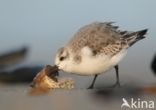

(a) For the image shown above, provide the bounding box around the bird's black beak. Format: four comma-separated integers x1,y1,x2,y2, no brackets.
54,65,59,71
53,65,59,76
46,65,59,77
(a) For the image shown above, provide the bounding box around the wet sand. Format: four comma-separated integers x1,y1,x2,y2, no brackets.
0,74,156,110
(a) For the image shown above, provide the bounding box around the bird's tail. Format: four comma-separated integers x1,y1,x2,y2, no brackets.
123,29,148,46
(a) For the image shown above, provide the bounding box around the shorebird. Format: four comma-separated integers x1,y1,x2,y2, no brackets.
0,47,28,69
54,22,147,89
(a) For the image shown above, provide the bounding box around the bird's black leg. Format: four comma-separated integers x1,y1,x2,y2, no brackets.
114,65,120,87
88,74,98,89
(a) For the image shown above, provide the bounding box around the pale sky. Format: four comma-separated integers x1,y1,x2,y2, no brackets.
0,0,155,66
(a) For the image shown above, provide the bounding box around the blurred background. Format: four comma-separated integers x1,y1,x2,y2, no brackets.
0,0,156,110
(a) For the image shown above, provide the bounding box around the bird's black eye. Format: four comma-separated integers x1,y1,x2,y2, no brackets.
60,57,65,61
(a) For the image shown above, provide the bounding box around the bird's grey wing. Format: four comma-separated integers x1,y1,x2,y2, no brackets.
67,22,126,56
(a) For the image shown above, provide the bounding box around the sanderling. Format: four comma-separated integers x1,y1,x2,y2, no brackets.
54,22,148,89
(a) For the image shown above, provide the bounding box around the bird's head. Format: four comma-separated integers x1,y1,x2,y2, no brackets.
55,47,71,72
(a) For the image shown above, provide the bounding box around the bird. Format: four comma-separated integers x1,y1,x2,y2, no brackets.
0,46,28,69
151,54,156,74
54,22,148,89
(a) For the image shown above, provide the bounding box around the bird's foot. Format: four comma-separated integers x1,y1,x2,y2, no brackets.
87,84,94,89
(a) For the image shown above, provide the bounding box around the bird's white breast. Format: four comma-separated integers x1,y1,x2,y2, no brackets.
67,47,127,75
